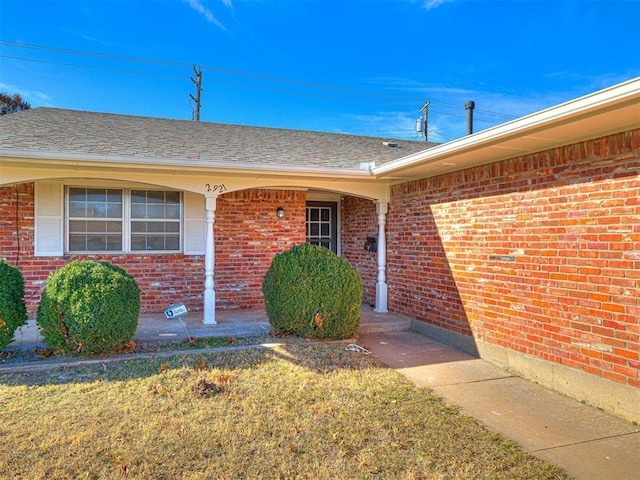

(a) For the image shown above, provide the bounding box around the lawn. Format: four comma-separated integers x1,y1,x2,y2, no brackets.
0,342,569,479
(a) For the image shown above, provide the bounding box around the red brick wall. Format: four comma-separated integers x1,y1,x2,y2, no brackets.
0,185,306,316
341,195,378,306
388,129,640,388
0,183,33,271
215,189,307,309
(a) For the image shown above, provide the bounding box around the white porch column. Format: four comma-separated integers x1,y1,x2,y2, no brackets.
203,196,217,324
374,201,389,313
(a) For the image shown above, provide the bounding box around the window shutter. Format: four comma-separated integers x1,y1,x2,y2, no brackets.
34,181,64,256
183,191,205,255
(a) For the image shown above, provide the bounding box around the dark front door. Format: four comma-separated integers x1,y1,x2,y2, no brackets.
306,201,337,253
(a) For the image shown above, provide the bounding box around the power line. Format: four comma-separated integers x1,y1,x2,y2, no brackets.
0,54,185,79
0,40,418,102
2,51,511,126
0,40,191,69
0,40,519,121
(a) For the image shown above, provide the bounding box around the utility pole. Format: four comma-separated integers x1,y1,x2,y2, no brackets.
190,66,203,121
420,100,430,142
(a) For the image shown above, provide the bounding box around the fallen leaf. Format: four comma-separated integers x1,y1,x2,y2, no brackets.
37,348,55,358
197,360,208,369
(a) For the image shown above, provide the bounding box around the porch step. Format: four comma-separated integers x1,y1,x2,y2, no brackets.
357,319,412,335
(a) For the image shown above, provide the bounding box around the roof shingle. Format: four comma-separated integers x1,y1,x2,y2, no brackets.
0,108,437,170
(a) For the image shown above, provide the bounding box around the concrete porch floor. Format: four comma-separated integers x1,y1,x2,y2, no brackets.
7,305,411,350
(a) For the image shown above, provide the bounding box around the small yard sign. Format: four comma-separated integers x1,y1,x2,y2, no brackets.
164,302,188,319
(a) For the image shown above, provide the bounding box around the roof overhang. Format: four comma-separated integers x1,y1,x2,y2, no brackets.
373,77,640,183
0,149,371,178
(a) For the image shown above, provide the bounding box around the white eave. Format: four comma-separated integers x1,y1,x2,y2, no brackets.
373,77,640,182
0,148,372,178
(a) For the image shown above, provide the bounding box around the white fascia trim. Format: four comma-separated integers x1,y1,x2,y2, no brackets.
0,148,373,178
372,77,640,175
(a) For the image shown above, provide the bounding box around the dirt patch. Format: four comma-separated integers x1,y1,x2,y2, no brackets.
191,378,221,398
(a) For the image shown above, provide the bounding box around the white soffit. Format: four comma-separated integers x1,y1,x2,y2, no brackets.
374,77,640,182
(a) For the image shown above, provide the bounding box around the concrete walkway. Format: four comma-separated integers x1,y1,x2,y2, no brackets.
4,307,639,480
357,329,640,480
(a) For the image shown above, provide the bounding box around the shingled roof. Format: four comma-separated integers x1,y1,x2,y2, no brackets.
0,108,437,170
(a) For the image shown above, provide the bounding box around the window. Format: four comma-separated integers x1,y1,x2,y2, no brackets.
130,190,181,251
66,187,182,253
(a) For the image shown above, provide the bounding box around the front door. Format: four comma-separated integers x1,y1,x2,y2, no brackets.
306,201,337,253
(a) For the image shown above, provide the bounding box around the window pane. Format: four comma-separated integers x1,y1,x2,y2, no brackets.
107,203,123,217
166,236,180,250
131,204,146,218
69,188,86,202
321,208,330,221
165,192,180,204
166,222,180,233
166,204,180,219
321,223,330,236
147,191,165,203
131,190,146,203
106,236,123,250
69,202,86,217
131,221,145,233
87,188,106,202
86,202,107,218
147,205,164,218
310,224,319,236
107,221,122,233
147,236,164,250
68,236,86,251
69,220,87,233
86,235,107,250
310,209,319,221
90,221,108,233
147,222,165,233
106,189,122,203
131,236,147,250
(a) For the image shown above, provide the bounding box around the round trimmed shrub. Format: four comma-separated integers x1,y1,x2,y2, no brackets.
0,259,27,349
37,260,140,355
262,243,363,339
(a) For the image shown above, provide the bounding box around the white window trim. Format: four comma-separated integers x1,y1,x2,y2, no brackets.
64,185,184,255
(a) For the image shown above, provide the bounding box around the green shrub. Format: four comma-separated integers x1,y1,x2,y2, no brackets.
0,259,28,348
262,244,363,339
37,260,140,355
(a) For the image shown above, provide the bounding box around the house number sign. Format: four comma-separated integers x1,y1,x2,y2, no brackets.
205,183,227,193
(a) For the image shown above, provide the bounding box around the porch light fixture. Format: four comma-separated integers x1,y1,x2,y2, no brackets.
276,206,285,218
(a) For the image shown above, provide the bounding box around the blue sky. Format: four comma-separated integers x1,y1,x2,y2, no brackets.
1,0,639,141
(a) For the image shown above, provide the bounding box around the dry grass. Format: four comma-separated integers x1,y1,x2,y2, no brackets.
0,343,569,479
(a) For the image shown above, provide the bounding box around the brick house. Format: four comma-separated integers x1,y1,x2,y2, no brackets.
1,78,639,419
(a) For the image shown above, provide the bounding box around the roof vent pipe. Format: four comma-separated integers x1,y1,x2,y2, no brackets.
465,100,475,135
